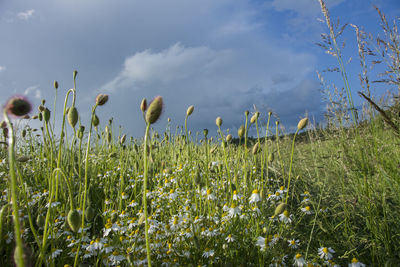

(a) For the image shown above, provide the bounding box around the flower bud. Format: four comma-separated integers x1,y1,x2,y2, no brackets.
226,134,232,142
238,125,245,138
203,129,208,138
216,117,222,127
43,108,51,123
95,94,109,106
250,113,259,124
140,98,147,112
145,96,163,124
73,70,78,80
92,114,99,127
67,209,81,232
54,80,58,89
186,105,194,116
252,142,260,155
67,106,78,128
274,202,287,216
120,134,127,145
297,117,308,130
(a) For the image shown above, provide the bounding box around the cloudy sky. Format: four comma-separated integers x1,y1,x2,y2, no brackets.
1,0,399,139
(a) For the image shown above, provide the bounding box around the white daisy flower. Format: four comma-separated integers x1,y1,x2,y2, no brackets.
349,257,366,267
278,210,292,224
288,239,300,249
228,203,240,217
293,253,306,267
249,189,261,204
318,246,335,260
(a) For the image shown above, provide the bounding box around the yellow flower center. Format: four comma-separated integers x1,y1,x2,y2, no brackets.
283,210,289,217
323,247,328,253
296,253,302,259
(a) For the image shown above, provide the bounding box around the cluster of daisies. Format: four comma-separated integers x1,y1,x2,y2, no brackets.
0,154,367,266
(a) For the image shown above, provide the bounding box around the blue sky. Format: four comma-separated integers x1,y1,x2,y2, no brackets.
1,0,399,138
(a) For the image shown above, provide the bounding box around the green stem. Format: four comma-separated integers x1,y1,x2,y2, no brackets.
285,129,299,204
143,123,152,267
3,110,25,267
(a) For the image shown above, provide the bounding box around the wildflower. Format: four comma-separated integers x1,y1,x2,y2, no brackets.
108,250,125,265
170,215,181,231
301,206,313,215
169,189,178,200
232,190,241,201
318,247,335,260
249,189,261,204
50,248,63,259
256,235,271,251
251,205,261,215
327,259,340,267
121,192,128,199
279,210,292,224
225,234,235,243
206,189,215,200
349,257,366,267
228,203,240,217
202,248,215,258
293,253,306,267
288,239,300,249
5,96,32,117
128,200,137,208
4,232,13,244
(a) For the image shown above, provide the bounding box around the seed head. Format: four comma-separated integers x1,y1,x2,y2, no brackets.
5,96,32,117
216,117,222,127
186,105,194,116
226,134,232,143
53,80,58,89
244,110,249,116
73,70,78,80
96,94,109,106
145,96,163,124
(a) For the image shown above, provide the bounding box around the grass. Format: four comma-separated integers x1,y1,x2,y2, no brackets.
1,1,400,266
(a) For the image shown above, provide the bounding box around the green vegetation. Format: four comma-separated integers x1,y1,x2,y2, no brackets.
0,2,399,266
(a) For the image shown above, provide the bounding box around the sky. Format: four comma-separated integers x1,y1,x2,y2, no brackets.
1,0,399,139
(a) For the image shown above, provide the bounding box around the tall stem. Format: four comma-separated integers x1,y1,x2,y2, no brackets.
143,123,152,267
3,111,25,267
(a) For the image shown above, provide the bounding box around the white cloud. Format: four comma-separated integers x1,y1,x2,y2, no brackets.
0,66,5,72
103,43,233,92
100,41,318,137
17,9,35,20
24,85,41,99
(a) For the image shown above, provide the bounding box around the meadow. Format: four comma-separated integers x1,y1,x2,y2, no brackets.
1,2,400,267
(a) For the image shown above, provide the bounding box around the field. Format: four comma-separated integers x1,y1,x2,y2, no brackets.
1,3,400,267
